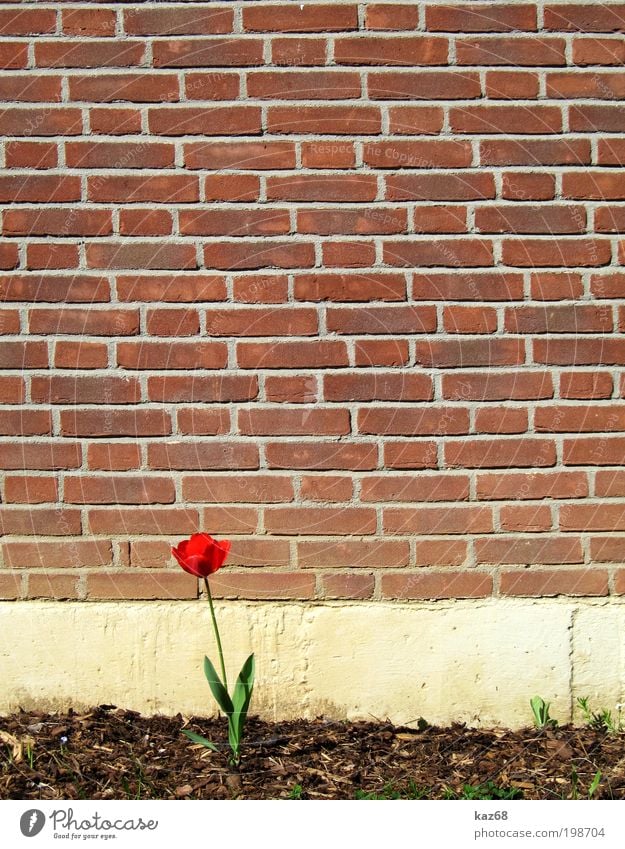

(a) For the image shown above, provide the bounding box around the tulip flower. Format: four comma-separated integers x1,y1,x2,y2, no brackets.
173,533,254,767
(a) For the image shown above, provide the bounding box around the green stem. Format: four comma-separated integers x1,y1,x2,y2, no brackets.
204,577,228,691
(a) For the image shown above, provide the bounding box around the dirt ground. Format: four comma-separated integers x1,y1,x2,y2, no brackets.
2,706,624,800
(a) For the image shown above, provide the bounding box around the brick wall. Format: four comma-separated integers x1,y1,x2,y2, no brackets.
1,1,624,604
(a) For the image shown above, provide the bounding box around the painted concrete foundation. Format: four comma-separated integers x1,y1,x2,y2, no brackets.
1,599,623,728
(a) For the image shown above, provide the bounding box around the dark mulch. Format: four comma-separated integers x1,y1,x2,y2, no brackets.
1,707,624,800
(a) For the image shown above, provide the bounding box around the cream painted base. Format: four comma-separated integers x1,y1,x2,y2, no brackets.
0,599,623,728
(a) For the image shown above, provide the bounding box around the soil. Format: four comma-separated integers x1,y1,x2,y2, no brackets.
2,706,624,800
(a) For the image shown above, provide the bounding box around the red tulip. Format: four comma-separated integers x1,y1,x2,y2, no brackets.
172,533,230,578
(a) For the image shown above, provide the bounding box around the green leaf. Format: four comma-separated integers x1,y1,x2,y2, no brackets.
204,655,234,716
232,653,255,743
182,730,218,751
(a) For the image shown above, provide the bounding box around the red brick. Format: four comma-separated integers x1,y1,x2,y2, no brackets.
248,70,360,99
146,308,199,337
266,375,318,404
180,208,290,237
384,238,494,268
502,238,610,268
87,443,142,472
117,274,225,303
298,539,409,568
445,438,557,468
412,271,523,301
0,441,81,470
500,504,553,532
0,507,81,536
0,174,80,203
267,173,377,203
531,272,583,300
335,36,448,65
361,474,469,502
0,107,82,137
301,142,356,169
364,139,472,168
564,172,625,200
234,275,288,303
561,372,613,399
300,475,353,501
502,172,555,200
443,305,498,334
0,377,24,404
476,471,588,501
596,470,625,497
387,172,495,201
324,372,432,402
443,372,553,401
119,208,173,237
0,409,51,436
266,442,377,471
243,4,357,31
534,338,625,366
501,569,607,597
271,37,328,66
202,506,259,535
0,42,27,69
563,437,625,466
358,407,469,436
547,71,625,99
4,207,112,237
0,8,57,35
182,474,293,504
117,341,227,370
148,375,256,404
85,572,197,600
295,272,406,302
451,105,563,133
66,141,175,169
36,41,145,68
427,4,536,31
204,241,314,271
477,536,583,565
29,307,139,336
61,409,171,438
153,38,264,68
476,205,586,235
485,71,540,99
0,341,48,369
65,476,176,505
354,339,410,367
177,408,230,436
208,571,315,600
323,240,376,267
505,305,612,334
475,407,529,434
591,273,625,299
237,340,348,369
593,538,625,563
321,573,375,600
383,441,438,469
185,141,295,170
267,106,381,135
88,242,197,271
2,540,111,569
415,338,525,368
124,5,233,35
537,406,625,433
573,37,625,65
388,106,444,134
414,205,468,234
381,572,492,599
5,141,58,169
560,503,625,531
480,138,590,166
368,71,480,100
90,107,142,135
27,574,80,600
0,244,18,270
265,506,376,535
570,105,625,132
544,4,625,32
415,539,468,566
31,375,140,405
26,242,78,271
0,310,19,334
184,72,240,100
366,4,420,29
204,174,260,202
62,7,116,36
327,304,436,334
239,408,349,437
4,475,58,504
88,175,199,204
457,36,566,66
0,74,62,102
384,505,492,534
148,442,259,471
